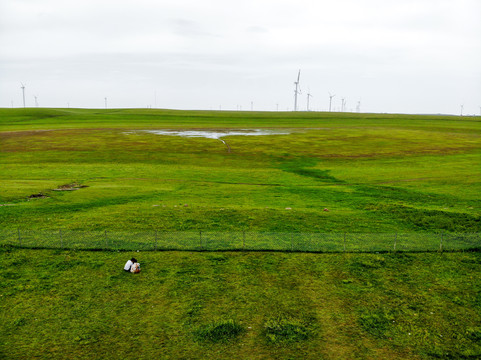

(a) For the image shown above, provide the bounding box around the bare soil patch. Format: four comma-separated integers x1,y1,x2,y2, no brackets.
28,193,48,199
26,183,88,201
52,183,89,191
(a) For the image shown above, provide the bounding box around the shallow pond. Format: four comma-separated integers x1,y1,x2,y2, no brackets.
134,129,291,139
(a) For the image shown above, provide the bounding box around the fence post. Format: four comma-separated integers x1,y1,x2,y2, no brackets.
60,229,63,249
242,230,245,251
199,231,203,250
18,228,21,247
440,232,443,252
343,233,346,252
394,233,397,252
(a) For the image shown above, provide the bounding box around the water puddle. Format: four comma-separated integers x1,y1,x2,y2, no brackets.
125,129,294,152
134,129,291,139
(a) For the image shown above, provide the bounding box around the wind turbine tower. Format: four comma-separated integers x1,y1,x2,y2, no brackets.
294,70,301,111
307,90,313,111
341,98,346,112
356,100,361,113
21,83,26,108
34,96,38,107
460,104,464,116
328,93,335,112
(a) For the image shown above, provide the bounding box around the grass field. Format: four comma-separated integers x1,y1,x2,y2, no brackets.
1,248,481,359
1,108,480,359
1,108,480,233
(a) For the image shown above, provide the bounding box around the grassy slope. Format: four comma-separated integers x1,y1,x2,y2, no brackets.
1,248,480,360
1,108,479,232
1,107,477,131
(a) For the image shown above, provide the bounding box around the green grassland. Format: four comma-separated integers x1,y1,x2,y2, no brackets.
1,248,481,359
0,108,480,233
1,109,481,359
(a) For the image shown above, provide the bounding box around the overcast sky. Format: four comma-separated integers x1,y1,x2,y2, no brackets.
1,0,480,114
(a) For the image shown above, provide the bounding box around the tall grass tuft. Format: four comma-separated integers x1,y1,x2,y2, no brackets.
194,319,245,343
263,316,310,344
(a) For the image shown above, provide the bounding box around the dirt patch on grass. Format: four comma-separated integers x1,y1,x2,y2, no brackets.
25,183,88,201
28,193,48,199
52,183,89,191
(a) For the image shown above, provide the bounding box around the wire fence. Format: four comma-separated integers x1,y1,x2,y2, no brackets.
1,230,480,253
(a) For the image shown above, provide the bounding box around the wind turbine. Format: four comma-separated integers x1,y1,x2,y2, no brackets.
341,98,346,112
294,70,301,111
460,104,464,116
307,90,313,111
328,92,335,112
20,83,26,108
356,100,361,113
34,95,38,107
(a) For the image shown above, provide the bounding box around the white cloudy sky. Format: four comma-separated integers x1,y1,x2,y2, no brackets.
1,0,480,114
